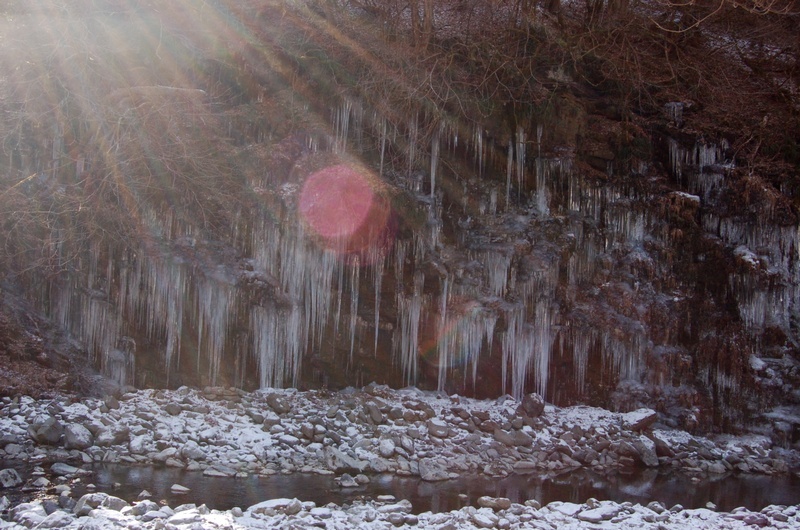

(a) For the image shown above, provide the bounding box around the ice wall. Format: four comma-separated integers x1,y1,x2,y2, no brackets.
29,96,800,414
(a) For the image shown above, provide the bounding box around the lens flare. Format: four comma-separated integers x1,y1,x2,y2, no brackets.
299,164,393,258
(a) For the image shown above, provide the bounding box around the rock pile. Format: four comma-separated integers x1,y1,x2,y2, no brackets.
1,491,798,529
0,386,796,482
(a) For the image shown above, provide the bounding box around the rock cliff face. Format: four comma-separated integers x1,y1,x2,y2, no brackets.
0,1,798,437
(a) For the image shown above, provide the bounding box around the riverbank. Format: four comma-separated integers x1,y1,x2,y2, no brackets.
1,386,799,528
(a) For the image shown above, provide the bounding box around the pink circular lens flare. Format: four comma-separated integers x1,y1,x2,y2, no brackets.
299,164,392,257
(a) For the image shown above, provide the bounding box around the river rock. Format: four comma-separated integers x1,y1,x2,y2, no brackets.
427,418,450,438
365,402,385,424
153,447,178,462
622,408,658,431
472,508,500,528
632,435,660,467
248,498,303,516
73,493,128,516
164,403,182,416
34,510,74,529
517,393,545,418
128,500,160,516
95,425,130,447
336,473,359,487
379,438,396,458
577,503,622,523
51,463,87,476
170,484,190,494
266,393,292,414
419,458,449,481
180,440,205,461
325,446,367,472
0,435,19,449
478,496,512,510
0,469,22,488
27,416,63,445
103,395,120,410
64,424,94,450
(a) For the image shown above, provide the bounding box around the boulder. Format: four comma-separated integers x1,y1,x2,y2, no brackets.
73,493,128,516
378,438,396,458
517,393,545,418
632,435,659,467
64,424,94,450
164,403,182,416
324,447,367,473
622,408,658,431
180,440,205,461
50,463,85,476
95,425,130,447
419,458,449,481
0,435,19,448
477,496,512,510
27,416,63,445
426,419,450,438
0,468,22,488
266,394,292,414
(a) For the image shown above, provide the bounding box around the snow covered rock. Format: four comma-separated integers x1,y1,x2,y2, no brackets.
50,463,86,476
426,418,450,438
472,508,500,528
0,468,22,488
170,483,190,494
248,497,303,516
478,496,512,510
94,424,130,446
577,503,622,523
419,458,450,481
73,492,128,516
378,438,396,457
622,408,658,431
266,393,292,414
64,423,94,450
180,439,206,460
325,446,367,472
27,416,63,445
517,393,545,418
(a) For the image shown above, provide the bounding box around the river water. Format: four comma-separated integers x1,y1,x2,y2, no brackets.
30,465,800,514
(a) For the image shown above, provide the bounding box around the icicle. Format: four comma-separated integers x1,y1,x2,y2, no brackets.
536,123,543,157
506,140,513,210
516,125,526,198
665,102,684,127
484,251,511,297
348,255,360,363
502,302,555,398
436,275,450,392
333,98,353,153
408,113,418,177
474,125,484,176
371,247,385,356
195,275,235,386
379,117,387,177
430,124,441,199
396,272,425,386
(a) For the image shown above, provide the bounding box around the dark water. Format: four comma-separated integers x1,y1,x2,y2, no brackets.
5,462,798,514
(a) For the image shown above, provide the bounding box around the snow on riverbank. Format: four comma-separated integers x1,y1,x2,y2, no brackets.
2,492,798,529
1,385,799,528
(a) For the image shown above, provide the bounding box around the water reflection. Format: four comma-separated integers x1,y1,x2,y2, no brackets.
78,465,800,514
